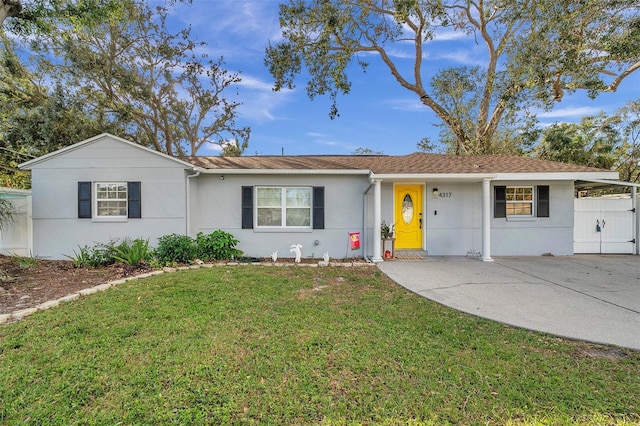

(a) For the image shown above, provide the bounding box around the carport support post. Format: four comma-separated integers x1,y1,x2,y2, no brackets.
634,186,639,255
372,179,383,262
481,178,493,261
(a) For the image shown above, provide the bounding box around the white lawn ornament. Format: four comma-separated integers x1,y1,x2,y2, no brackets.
271,251,278,262
318,251,330,267
290,244,302,263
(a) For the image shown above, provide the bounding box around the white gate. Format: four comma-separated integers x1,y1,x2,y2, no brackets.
0,190,33,257
574,197,635,254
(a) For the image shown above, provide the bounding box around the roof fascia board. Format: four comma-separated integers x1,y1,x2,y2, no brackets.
577,178,640,188
370,173,497,181
0,187,31,197
19,133,195,170
494,172,619,181
198,168,371,175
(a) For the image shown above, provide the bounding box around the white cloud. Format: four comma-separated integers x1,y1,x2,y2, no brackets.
234,73,295,122
431,28,469,42
537,106,602,119
431,49,486,66
384,98,427,112
237,75,275,92
169,1,280,60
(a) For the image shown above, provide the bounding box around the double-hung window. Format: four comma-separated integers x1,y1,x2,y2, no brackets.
95,182,128,218
78,181,141,220
256,186,312,228
506,186,533,216
494,185,549,218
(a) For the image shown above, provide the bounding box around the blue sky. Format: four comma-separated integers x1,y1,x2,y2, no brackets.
166,0,640,156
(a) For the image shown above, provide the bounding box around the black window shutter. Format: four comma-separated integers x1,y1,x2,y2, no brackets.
537,185,550,217
128,181,142,218
494,186,506,218
241,186,253,229
313,186,325,229
78,181,92,218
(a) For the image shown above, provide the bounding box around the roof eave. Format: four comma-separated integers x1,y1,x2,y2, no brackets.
370,173,498,181
198,168,371,175
494,171,619,181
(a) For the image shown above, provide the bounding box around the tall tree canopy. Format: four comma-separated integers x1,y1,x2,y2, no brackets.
535,115,619,170
535,100,640,186
21,0,249,157
265,0,640,154
615,100,640,184
2,1,249,185
1,0,120,33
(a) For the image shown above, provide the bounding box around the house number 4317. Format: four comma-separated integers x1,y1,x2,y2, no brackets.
438,192,452,198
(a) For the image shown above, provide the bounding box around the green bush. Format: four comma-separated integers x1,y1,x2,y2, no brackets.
110,238,152,266
66,231,242,268
65,242,116,268
155,234,196,265
195,230,242,261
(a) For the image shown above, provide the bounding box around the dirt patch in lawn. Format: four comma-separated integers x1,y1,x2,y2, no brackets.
0,255,149,315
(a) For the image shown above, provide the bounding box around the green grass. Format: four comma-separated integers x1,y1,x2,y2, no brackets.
1,266,639,425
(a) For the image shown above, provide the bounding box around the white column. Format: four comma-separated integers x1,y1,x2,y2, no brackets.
481,178,493,262
372,179,383,262
633,186,639,255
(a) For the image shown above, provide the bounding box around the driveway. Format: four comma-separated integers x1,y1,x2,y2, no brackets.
377,255,640,351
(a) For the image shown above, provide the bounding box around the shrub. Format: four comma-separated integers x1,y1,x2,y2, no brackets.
65,242,116,268
13,251,38,269
195,230,242,261
110,238,152,266
155,234,196,265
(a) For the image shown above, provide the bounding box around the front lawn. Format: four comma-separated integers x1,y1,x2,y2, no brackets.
1,266,638,424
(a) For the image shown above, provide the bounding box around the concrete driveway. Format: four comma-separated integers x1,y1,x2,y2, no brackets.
377,255,640,351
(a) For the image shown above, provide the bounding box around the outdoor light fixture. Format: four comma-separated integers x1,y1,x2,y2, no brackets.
220,175,225,180
433,188,439,198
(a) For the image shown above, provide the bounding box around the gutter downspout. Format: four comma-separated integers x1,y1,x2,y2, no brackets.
186,169,201,236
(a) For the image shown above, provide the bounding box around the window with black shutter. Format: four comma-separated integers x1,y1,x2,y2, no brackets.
128,182,142,218
313,186,325,229
537,185,549,217
494,186,506,218
78,181,142,219
78,182,92,218
241,186,253,229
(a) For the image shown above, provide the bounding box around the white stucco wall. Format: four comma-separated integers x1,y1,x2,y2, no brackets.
190,174,370,260
425,182,483,256
28,136,190,259
422,180,575,256
490,181,575,256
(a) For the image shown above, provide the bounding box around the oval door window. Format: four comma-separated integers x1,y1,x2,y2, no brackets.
402,194,414,224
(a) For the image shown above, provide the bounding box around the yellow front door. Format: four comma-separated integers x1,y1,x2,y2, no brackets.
394,185,423,249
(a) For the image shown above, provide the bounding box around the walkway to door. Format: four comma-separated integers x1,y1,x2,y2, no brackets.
377,255,640,351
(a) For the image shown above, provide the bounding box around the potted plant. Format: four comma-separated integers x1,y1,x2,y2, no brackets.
381,220,394,239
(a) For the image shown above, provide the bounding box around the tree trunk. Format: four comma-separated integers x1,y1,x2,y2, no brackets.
0,0,22,27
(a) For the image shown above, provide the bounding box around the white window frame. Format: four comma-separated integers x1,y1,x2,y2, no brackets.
506,186,534,217
255,186,312,229
94,182,128,221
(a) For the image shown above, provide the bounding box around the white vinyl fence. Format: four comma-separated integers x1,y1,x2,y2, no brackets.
0,188,32,257
574,196,636,254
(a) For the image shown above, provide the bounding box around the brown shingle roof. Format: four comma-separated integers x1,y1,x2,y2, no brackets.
182,153,609,174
